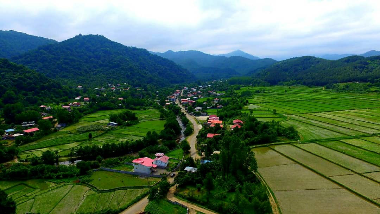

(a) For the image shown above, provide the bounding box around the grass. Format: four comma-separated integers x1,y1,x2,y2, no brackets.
145,199,187,214
166,149,184,159
50,185,89,214
89,171,159,189
30,185,72,214
340,139,380,154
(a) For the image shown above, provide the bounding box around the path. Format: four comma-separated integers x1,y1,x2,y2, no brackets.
119,196,148,214
253,171,280,214
176,99,202,159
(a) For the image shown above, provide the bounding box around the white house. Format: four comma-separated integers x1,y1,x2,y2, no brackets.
184,166,197,173
153,153,169,168
132,157,157,174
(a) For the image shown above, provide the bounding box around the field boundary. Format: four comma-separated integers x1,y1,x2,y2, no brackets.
253,171,281,214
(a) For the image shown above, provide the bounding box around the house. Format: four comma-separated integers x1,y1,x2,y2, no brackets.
194,107,202,112
23,128,39,133
233,119,244,125
84,97,90,102
22,121,35,127
42,116,53,120
132,157,157,174
184,167,197,173
5,129,15,133
77,85,83,89
181,99,189,104
62,105,71,111
75,96,82,100
209,115,218,119
207,133,221,138
72,102,81,107
153,153,169,168
108,122,118,127
210,124,223,128
231,124,241,130
201,160,212,164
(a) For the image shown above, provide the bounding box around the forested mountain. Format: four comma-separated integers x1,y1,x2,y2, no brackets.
218,49,259,60
317,50,380,60
0,59,73,107
256,56,380,85
0,30,57,59
12,35,195,87
154,50,276,80
361,50,380,57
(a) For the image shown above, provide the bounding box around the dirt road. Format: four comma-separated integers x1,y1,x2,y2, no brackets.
119,196,148,214
176,100,202,159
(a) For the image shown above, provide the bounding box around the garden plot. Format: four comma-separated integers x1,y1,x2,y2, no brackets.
364,172,380,182
108,190,129,210
94,192,115,211
319,141,380,167
364,136,380,145
253,147,294,168
271,144,351,177
16,199,34,214
274,188,380,214
76,190,98,213
332,110,380,124
295,143,380,174
281,119,346,141
50,185,89,214
89,171,159,189
340,139,380,154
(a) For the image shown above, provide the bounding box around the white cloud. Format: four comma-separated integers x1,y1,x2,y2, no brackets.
1,0,380,58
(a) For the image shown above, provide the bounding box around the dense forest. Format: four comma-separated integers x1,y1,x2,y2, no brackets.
0,59,73,108
154,50,276,80
0,30,56,59
255,55,380,86
12,34,195,87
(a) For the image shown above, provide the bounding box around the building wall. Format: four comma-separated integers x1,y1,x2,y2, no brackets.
133,163,151,174
153,160,168,168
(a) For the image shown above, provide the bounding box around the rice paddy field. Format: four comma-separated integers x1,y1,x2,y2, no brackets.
243,86,380,213
0,174,151,214
18,108,165,160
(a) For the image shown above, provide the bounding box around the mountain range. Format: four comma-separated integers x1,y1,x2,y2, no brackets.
218,50,260,60
316,50,380,60
154,50,276,80
12,34,195,87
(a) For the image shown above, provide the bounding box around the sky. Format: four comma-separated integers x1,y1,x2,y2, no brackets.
1,0,380,59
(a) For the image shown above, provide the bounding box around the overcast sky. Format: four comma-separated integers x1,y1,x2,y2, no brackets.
1,0,380,59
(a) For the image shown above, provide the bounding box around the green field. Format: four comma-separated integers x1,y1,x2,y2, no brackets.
245,86,380,213
145,199,187,214
18,108,165,160
89,171,159,189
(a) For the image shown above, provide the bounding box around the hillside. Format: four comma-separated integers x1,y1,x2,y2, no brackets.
256,56,380,85
154,50,276,80
12,35,195,87
0,58,73,107
218,49,259,60
0,30,57,59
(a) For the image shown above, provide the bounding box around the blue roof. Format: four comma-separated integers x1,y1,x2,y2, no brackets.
5,129,15,132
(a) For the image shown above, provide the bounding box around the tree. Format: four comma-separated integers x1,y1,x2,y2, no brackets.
203,173,214,193
88,133,93,140
41,150,57,165
180,140,191,154
38,119,52,133
0,189,16,214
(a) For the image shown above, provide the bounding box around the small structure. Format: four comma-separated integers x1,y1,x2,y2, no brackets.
153,153,169,168
231,124,241,130
233,119,244,125
132,157,157,174
194,107,202,112
75,96,82,100
23,128,39,133
184,167,197,173
42,116,53,120
5,129,15,133
207,133,221,138
200,160,212,164
72,102,81,107
62,105,71,111
118,98,124,100
22,121,35,127
84,97,90,102
108,122,118,127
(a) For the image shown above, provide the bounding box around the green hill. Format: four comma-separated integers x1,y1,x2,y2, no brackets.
0,58,73,107
12,34,195,87
256,56,380,85
0,30,57,59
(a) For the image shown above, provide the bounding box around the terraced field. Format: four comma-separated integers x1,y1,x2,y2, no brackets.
245,86,380,213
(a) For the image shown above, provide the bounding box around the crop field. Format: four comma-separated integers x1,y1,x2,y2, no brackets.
89,171,159,189
18,108,165,160
1,177,150,214
246,86,380,213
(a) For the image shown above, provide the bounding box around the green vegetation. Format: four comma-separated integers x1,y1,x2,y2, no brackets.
89,171,159,189
13,34,194,87
145,199,187,214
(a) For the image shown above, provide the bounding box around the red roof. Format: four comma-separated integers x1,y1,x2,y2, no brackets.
209,115,217,119
231,124,241,129
210,124,223,128
207,133,221,138
132,157,157,168
42,116,53,120
233,119,244,124
62,106,70,108
154,155,169,163
84,97,90,101
24,128,39,133
40,105,47,108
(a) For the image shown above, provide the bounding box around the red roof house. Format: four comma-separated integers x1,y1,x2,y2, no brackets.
24,128,39,133
132,157,157,174
153,153,170,168
233,119,244,124
207,133,221,138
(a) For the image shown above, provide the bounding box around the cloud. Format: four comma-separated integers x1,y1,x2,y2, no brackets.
1,0,380,58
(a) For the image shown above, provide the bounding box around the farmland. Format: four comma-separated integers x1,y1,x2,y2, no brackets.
0,174,151,214
242,86,380,213
18,108,165,160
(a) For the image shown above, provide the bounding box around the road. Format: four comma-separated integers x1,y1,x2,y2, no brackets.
176,99,202,159
119,196,148,214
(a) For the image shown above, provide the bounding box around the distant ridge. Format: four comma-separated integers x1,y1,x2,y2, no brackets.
317,50,380,60
0,30,57,59
218,50,260,60
154,50,276,80
12,34,195,87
